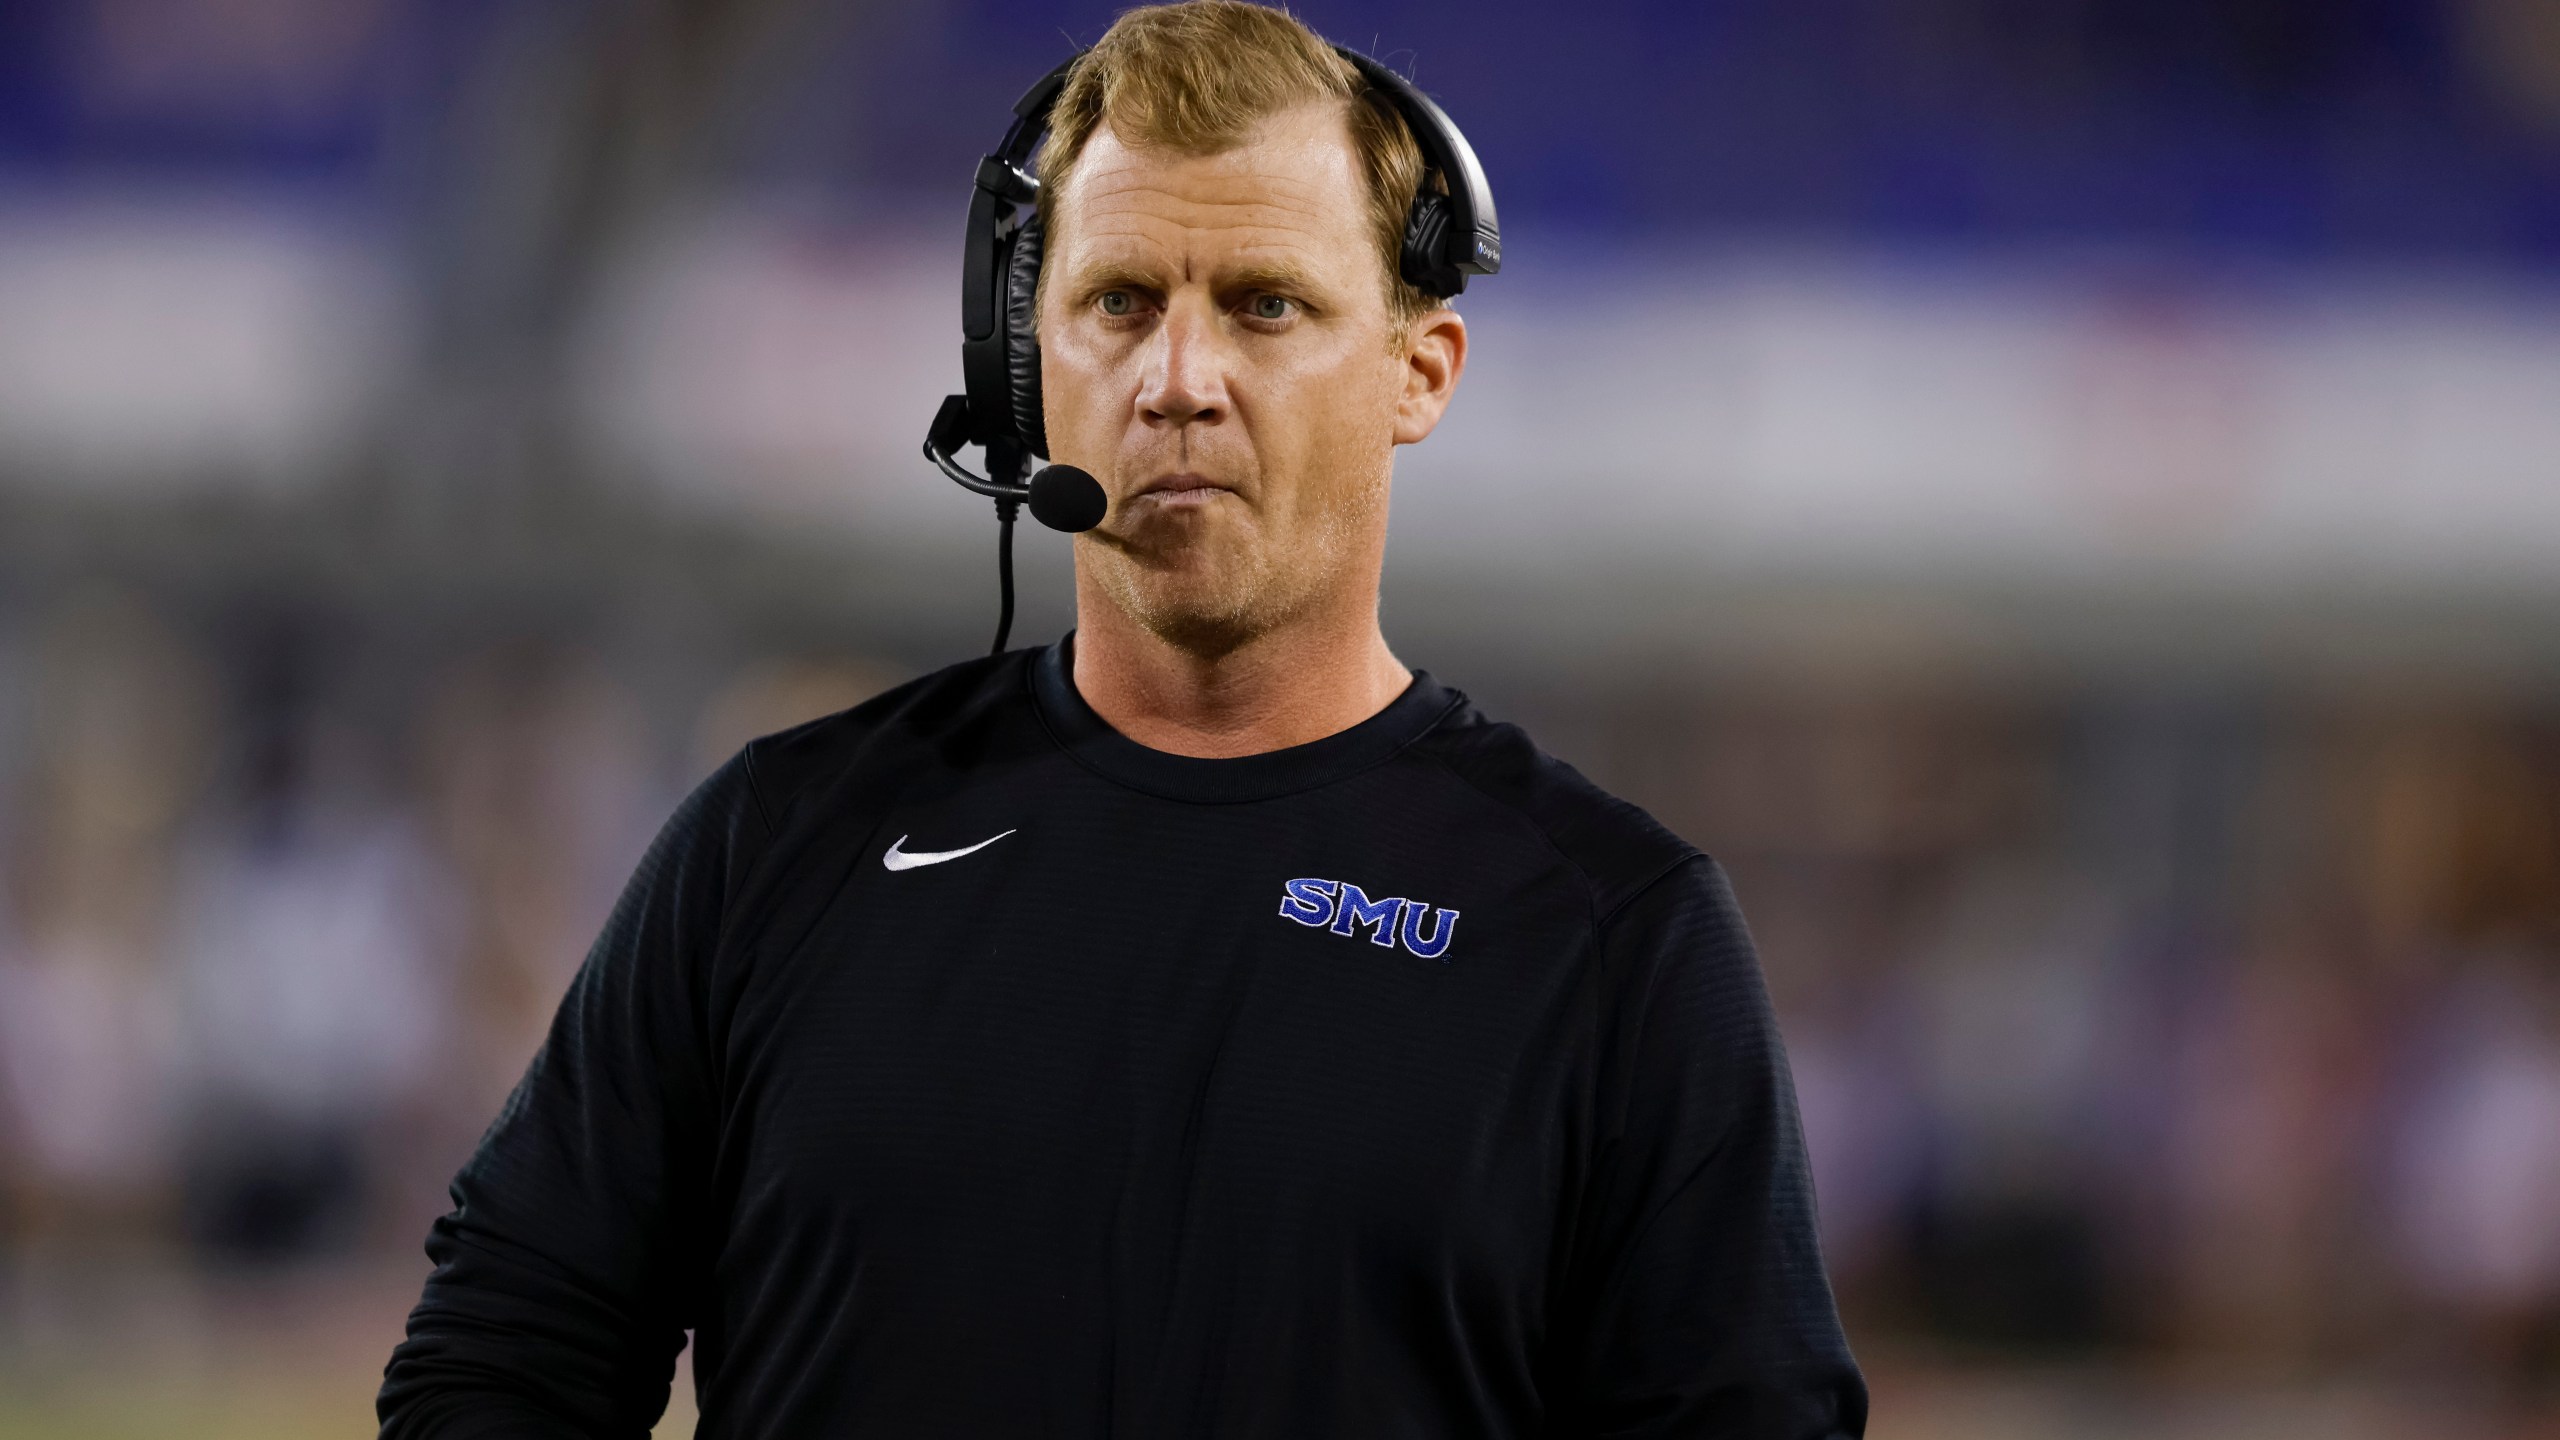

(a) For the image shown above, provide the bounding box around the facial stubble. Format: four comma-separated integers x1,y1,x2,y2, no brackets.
1079,456,1391,660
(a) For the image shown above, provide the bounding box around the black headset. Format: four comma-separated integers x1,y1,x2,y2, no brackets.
923,45,1501,653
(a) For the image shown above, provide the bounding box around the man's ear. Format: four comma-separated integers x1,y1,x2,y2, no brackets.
1392,307,1468,446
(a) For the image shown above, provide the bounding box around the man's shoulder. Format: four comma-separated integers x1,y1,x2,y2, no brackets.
1407,685,1703,926
735,648,1039,831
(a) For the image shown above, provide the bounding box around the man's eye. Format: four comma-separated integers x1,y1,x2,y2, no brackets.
1097,290,1134,317
1248,294,1292,321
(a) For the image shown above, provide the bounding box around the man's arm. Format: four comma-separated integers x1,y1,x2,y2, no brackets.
1550,856,1868,1439
378,753,767,1439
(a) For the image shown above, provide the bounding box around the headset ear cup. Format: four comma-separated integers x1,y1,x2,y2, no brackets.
1003,211,1048,458
1399,192,1463,298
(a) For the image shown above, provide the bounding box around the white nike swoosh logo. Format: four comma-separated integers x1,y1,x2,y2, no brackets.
881,830,1016,871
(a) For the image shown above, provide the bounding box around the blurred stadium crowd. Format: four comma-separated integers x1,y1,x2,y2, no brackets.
2,0,2559,1436
7,583,2560,1430
0,593,899,1263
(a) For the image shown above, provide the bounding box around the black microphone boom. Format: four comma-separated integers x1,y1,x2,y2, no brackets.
984,466,1101,657
924,400,1107,653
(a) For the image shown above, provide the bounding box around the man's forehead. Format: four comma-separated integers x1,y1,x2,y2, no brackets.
1051,107,1370,267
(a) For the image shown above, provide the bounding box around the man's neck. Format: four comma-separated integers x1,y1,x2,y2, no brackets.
1069,592,1412,759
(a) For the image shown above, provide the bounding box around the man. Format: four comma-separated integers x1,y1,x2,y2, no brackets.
379,4,1867,1437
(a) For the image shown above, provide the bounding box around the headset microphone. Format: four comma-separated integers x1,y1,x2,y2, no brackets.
924,46,1499,656
1028,464,1108,533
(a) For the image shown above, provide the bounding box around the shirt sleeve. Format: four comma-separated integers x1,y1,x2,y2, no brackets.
377,752,769,1440
1550,856,1868,1439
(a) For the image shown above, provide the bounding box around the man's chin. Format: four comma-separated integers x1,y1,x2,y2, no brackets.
1138,608,1266,657
1120,579,1260,651
1095,520,1249,590
1090,556,1276,658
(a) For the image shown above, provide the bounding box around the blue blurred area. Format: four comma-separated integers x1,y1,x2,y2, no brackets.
7,0,2559,267
0,0,418,185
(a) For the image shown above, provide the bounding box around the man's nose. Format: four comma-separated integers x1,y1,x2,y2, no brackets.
1135,295,1229,429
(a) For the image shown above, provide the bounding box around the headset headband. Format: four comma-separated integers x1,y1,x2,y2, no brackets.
1334,50,1502,281
958,58,1078,352
962,46,1496,349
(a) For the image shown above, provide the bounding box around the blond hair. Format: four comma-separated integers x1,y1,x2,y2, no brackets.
1034,1,1444,336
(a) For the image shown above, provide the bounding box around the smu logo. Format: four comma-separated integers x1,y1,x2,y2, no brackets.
1277,878,1461,961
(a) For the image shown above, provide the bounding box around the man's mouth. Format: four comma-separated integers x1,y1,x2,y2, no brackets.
1129,473,1232,508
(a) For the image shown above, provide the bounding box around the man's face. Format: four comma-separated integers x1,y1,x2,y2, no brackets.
1038,101,1463,655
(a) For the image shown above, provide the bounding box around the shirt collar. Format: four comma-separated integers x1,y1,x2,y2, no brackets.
1030,634,1461,804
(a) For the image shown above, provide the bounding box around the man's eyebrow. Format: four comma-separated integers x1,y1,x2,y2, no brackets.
1220,260,1323,296
1054,256,1328,299
1057,258,1168,295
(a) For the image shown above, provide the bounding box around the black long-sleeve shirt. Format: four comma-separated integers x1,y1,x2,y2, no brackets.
379,640,1866,1438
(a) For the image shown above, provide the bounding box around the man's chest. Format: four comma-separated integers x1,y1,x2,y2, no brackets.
713,786,1598,1291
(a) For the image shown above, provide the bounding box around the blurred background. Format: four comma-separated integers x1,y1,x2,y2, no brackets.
2,0,2558,1435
